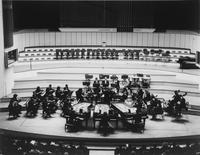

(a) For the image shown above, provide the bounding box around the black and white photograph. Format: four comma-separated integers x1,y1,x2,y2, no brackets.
0,0,200,155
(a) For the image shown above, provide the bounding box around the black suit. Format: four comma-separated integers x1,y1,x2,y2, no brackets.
102,80,109,87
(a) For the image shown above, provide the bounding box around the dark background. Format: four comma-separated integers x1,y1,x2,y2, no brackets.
12,1,200,32
3,0,200,48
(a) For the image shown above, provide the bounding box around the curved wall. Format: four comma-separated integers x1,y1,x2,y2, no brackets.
13,32,200,53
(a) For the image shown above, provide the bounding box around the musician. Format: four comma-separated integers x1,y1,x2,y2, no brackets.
173,90,187,103
111,77,120,93
47,93,58,114
76,88,84,102
102,88,111,105
102,77,109,88
143,89,151,103
34,86,44,101
61,98,72,117
133,109,145,133
115,77,120,93
137,86,144,99
55,86,63,101
44,84,55,97
122,87,128,101
93,77,100,88
42,96,51,118
98,112,114,136
8,94,22,118
63,84,72,99
26,92,39,117
121,78,129,88
149,96,163,120
67,110,82,132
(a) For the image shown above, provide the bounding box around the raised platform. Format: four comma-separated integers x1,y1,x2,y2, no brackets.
0,110,200,145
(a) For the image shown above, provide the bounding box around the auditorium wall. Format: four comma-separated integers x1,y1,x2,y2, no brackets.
13,31,200,53
0,0,14,98
0,0,5,98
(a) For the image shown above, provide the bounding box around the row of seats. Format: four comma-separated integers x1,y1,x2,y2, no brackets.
1,137,89,155
24,47,191,55
18,47,194,62
115,142,200,155
1,135,199,155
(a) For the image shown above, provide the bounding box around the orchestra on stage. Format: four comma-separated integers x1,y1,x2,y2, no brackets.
8,74,189,135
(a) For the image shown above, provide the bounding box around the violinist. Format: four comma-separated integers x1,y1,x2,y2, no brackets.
44,84,55,97
34,86,44,101
55,86,63,101
76,88,84,102
63,84,72,99
26,92,39,117
8,94,22,118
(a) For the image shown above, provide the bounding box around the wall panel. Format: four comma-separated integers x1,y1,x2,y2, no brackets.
34,33,38,47
29,33,35,47
49,32,55,46
13,32,200,52
169,33,176,48
175,33,181,48
91,33,97,45
116,33,122,46
65,32,72,45
127,33,132,46
80,32,86,45
111,33,117,46
39,33,45,46
180,34,186,48
164,33,170,48
142,33,148,47
71,32,77,45
158,33,165,47
76,32,82,45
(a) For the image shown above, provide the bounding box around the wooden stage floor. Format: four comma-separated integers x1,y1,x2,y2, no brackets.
0,110,200,140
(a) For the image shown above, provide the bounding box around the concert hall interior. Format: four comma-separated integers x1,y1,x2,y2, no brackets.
0,0,200,155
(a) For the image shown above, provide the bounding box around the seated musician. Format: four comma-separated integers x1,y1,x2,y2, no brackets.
67,110,82,132
101,77,109,88
133,109,144,132
61,98,72,117
131,77,140,88
55,86,63,101
47,93,58,114
44,84,55,97
93,77,100,88
149,97,163,120
93,86,101,103
42,96,51,118
26,92,39,117
121,78,129,88
102,88,112,105
137,86,144,100
98,112,114,136
34,86,44,100
115,77,120,93
122,87,128,101
63,84,72,99
8,94,22,118
76,88,84,102
111,77,120,93
84,86,94,102
143,89,151,103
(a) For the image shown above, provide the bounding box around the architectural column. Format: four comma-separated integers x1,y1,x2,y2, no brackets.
0,0,6,98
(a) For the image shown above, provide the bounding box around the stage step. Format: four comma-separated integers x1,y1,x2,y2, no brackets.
14,79,198,89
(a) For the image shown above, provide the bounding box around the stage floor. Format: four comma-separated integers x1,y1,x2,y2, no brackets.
0,110,200,140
